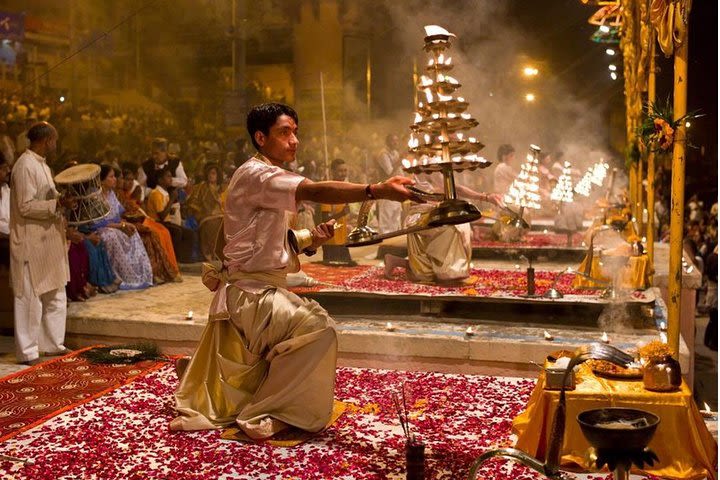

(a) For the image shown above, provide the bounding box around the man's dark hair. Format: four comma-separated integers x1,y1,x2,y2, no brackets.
330,158,345,171
204,162,221,181
159,166,174,180
246,103,298,151
121,161,138,175
151,137,168,151
99,163,114,181
497,144,515,162
27,121,55,144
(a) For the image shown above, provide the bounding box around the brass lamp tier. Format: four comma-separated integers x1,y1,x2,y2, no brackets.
409,140,485,157
418,80,462,95
403,158,490,175
424,63,453,74
422,34,454,52
411,117,478,133
418,99,469,114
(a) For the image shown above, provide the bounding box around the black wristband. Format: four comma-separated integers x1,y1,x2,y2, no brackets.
365,184,376,200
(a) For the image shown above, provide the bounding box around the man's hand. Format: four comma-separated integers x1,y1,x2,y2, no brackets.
67,228,84,244
309,219,336,251
481,193,506,208
373,176,424,203
58,195,78,210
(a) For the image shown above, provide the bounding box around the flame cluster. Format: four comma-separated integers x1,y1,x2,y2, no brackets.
550,161,574,203
574,160,609,197
504,147,542,210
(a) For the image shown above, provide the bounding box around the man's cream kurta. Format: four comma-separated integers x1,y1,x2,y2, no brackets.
9,149,69,297
171,155,338,440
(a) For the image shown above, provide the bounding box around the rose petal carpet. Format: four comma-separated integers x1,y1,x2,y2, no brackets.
293,264,601,299
0,362,646,479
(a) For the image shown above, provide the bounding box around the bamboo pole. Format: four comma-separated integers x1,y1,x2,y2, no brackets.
637,150,644,224
319,72,330,181
646,43,656,283
629,163,637,217
667,31,689,358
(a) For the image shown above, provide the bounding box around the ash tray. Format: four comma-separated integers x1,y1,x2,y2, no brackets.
544,356,576,391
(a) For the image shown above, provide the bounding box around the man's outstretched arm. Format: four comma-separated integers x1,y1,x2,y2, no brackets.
296,176,422,204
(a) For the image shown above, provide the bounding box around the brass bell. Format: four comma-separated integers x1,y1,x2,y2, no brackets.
288,228,313,254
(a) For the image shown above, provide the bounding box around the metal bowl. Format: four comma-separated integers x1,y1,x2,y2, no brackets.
577,408,659,451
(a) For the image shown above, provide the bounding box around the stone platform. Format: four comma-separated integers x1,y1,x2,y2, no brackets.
62,278,685,378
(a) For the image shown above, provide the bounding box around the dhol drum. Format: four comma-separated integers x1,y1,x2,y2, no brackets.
54,164,111,225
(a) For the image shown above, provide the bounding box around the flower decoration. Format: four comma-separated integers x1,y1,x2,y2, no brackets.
637,98,702,153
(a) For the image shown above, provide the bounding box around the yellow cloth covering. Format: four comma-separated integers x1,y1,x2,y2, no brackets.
319,203,349,246
513,364,717,479
572,254,649,290
170,277,338,440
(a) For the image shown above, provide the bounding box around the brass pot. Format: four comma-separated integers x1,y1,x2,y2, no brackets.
642,354,681,392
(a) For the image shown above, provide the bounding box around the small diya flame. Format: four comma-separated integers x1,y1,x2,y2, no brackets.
465,326,474,336
601,332,610,344
186,310,194,320
386,322,396,332
700,402,715,418
544,330,554,341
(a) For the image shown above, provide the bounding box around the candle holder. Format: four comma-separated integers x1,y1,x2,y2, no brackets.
347,25,489,248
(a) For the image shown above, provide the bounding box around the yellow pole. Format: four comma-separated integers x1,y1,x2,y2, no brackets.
637,149,644,221
629,161,637,216
366,44,372,119
646,43,656,283
668,31,689,358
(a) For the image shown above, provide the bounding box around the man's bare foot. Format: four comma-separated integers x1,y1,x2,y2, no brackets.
383,254,408,279
174,357,190,379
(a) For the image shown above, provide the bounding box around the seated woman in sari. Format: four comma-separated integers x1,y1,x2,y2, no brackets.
59,159,119,294
187,163,224,261
81,164,153,290
118,163,180,283
65,226,98,301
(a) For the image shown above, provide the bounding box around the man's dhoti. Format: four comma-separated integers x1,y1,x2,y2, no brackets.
406,204,472,283
171,281,337,439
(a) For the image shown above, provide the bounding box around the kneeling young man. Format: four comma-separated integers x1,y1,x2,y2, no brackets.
171,103,418,439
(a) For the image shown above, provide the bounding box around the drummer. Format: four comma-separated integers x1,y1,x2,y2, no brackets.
9,121,76,365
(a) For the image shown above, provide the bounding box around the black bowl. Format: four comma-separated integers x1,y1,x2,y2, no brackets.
577,408,659,451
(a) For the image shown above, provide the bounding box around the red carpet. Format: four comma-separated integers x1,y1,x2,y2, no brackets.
0,363,646,479
0,347,169,442
295,263,601,298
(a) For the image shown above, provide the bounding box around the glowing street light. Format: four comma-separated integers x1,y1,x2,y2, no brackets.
525,93,536,102
685,121,691,128
608,64,617,71
610,72,618,80
523,66,539,77
605,48,616,56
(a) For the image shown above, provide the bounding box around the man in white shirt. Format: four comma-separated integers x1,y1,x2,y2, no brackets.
374,134,403,234
492,144,516,196
0,151,10,268
137,137,188,195
171,103,418,439
10,122,76,365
